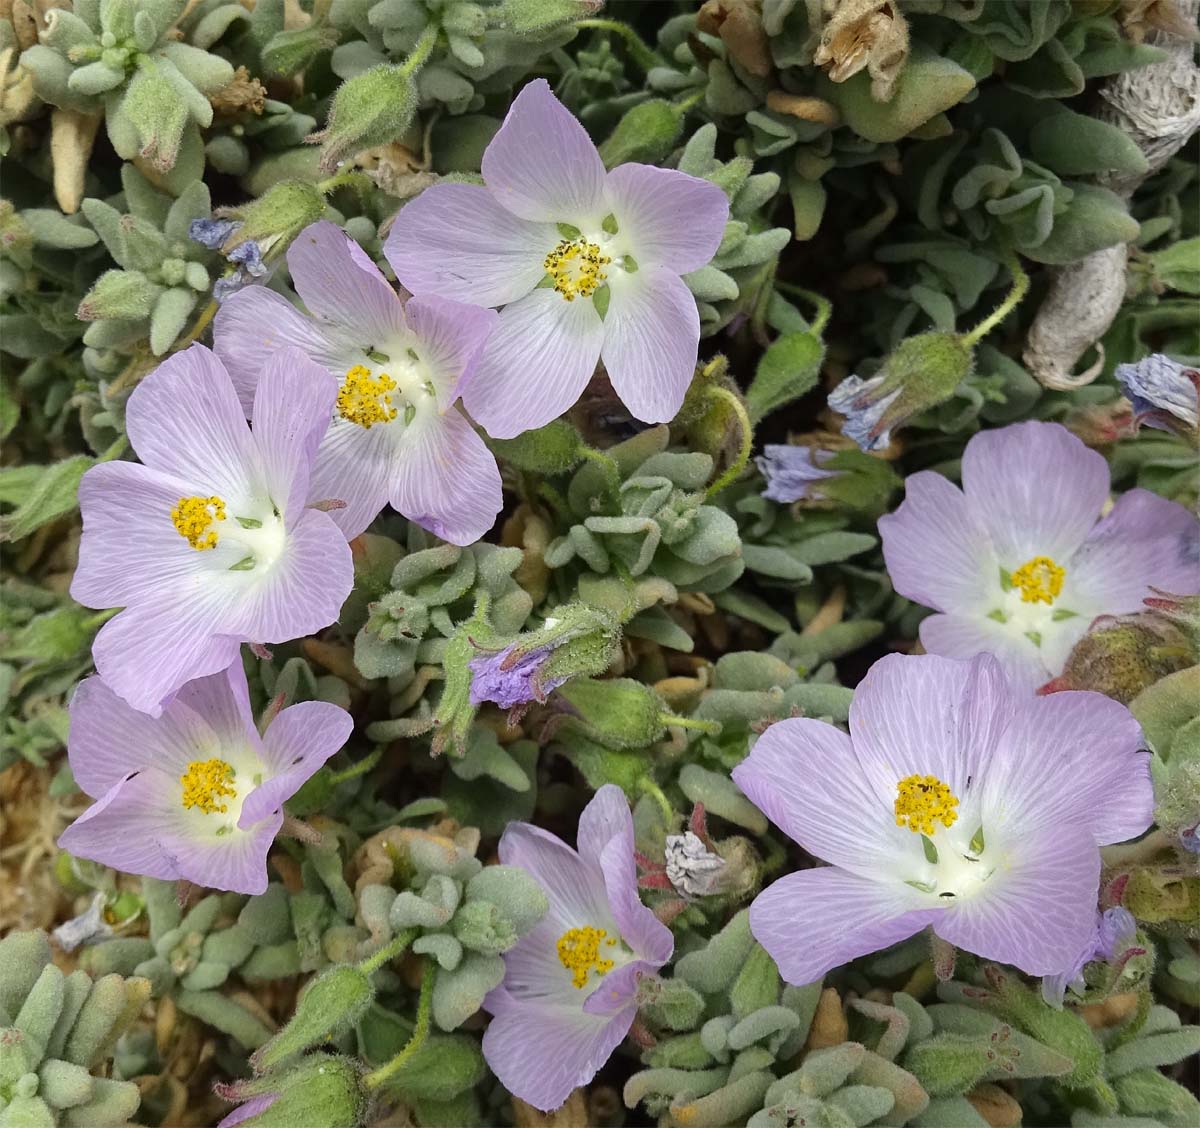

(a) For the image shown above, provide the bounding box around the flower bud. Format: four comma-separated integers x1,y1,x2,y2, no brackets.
309,65,418,173
250,966,374,1073
216,1055,367,1128
217,180,325,260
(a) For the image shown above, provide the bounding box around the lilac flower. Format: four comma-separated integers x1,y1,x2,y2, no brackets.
879,421,1199,694
482,784,673,1112
58,661,352,895
757,444,841,503
71,344,353,716
1041,907,1139,1008
469,643,567,709
214,220,502,544
1114,353,1200,437
731,652,1154,984
385,79,730,438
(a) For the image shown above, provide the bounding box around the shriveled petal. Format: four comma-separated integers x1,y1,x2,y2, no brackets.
603,164,728,273
463,290,603,439
125,345,261,502
600,266,698,425
287,219,405,342
481,79,606,224
749,868,933,986
733,718,901,876
251,347,339,517
935,821,1100,976
91,600,243,718
482,1002,631,1113
849,652,1015,804
389,407,503,546
385,182,553,307
961,422,1109,564
879,471,996,614
981,691,1153,845
306,417,394,539
405,294,499,409
1068,489,1200,613
213,287,349,413
918,613,1049,695
240,701,352,826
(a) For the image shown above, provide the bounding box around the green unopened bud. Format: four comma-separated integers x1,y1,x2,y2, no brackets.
218,1054,367,1128
309,65,417,173
500,0,600,35
599,99,686,169
251,966,374,1073
219,180,325,260
76,269,159,320
261,25,339,78
119,63,188,170
557,677,665,750
904,1033,995,1096
636,974,706,1031
489,420,585,474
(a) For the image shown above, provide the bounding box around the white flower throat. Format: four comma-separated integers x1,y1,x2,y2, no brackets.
170,495,286,573
336,345,436,431
893,773,995,902
988,553,1078,648
543,216,634,304
179,750,261,838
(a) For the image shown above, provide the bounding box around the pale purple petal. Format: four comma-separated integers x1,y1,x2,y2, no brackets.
600,266,698,425
960,422,1109,564
287,219,405,341
581,960,654,1017
306,419,394,539
239,700,352,826
757,446,839,504
981,691,1153,846
404,294,499,410
469,645,564,708
385,182,554,307
463,290,604,439
935,821,1100,976
481,79,606,224
214,286,349,415
918,613,1049,695
749,868,933,986
389,407,503,545
168,661,259,752
879,471,997,614
1068,488,1200,613
603,164,728,273
217,1094,279,1128
124,345,262,501
482,1001,631,1113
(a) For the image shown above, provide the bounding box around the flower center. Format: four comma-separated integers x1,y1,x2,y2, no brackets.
1011,555,1065,605
556,925,617,988
338,365,399,429
544,239,610,302
172,496,226,550
180,758,237,815
894,774,959,835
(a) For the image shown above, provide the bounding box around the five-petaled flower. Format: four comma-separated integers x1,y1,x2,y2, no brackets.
386,79,730,438
58,661,352,894
71,344,353,716
214,220,502,545
732,652,1154,984
481,784,673,1112
878,421,1199,693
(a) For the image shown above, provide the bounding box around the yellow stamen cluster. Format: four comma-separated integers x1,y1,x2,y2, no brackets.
338,365,398,429
556,925,616,988
544,239,610,302
1011,555,1066,604
180,758,237,815
894,774,960,835
171,495,226,550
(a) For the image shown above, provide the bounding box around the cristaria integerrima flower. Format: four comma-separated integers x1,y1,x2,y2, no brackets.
878,420,1199,693
214,219,502,544
70,343,352,716
732,653,1154,985
385,79,730,438
59,661,352,894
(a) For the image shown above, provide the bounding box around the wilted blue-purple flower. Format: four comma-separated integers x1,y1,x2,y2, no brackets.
190,219,269,301
1115,353,1199,438
469,643,567,709
732,653,1154,985
827,375,901,452
757,444,840,503
386,79,729,438
482,785,673,1111
1042,907,1140,1007
215,220,502,545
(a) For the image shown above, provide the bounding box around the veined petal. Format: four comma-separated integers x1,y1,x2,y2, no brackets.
306,417,395,539
935,820,1100,976
169,660,260,755
918,613,1050,695
404,295,499,409
600,265,698,425
287,219,405,342
749,868,933,986
385,182,554,308
879,470,997,614
961,421,1109,565
124,344,262,503
463,290,603,439
603,164,728,273
481,79,606,224
389,407,503,546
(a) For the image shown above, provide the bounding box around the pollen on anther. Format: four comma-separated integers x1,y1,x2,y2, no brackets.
544,238,611,302
338,365,398,429
1011,555,1066,605
172,496,226,550
556,925,616,988
180,758,237,815
894,774,960,836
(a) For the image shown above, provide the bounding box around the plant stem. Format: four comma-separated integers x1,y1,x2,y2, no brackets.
364,959,436,1090
704,386,754,499
358,927,418,976
675,89,705,112
174,297,218,350
960,250,1029,348
327,746,383,785
576,18,664,72
1107,984,1153,1051
400,23,439,78
639,778,674,825
776,283,832,336
659,713,722,736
